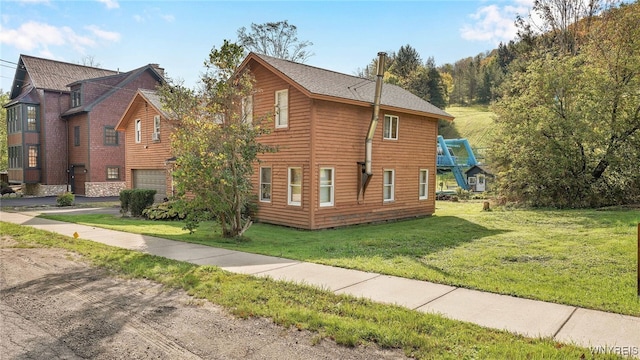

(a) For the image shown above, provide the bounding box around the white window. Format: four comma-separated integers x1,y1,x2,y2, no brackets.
419,169,429,200
135,119,141,143
383,115,398,140
260,167,271,202
242,95,253,125
383,169,394,202
319,168,334,207
288,167,302,206
153,115,161,140
213,113,225,124
275,89,288,128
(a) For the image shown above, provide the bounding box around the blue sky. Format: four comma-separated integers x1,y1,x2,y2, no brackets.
0,0,534,92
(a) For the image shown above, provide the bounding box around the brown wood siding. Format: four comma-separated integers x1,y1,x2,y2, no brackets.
245,61,439,229
251,63,313,229
120,96,173,197
8,169,23,183
306,100,437,229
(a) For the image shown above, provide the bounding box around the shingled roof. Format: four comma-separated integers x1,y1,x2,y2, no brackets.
247,53,453,120
61,64,164,117
10,55,118,98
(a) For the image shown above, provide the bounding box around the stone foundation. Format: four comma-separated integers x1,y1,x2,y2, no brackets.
85,182,126,197
23,184,69,197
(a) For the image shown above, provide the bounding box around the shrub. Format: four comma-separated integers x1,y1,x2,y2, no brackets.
56,192,75,207
143,200,187,220
119,189,133,215
119,189,156,217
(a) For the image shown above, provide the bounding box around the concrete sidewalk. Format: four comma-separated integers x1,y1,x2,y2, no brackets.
2,209,639,358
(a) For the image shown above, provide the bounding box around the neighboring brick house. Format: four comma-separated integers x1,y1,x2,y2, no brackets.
3,54,164,196
241,53,453,229
115,89,173,202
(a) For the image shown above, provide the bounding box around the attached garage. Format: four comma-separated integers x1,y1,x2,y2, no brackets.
132,169,166,202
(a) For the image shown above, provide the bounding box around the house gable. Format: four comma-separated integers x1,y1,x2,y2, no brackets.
240,53,453,121
242,53,445,229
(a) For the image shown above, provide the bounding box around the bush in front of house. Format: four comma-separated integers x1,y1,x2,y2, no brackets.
119,189,156,217
56,192,75,207
142,200,187,220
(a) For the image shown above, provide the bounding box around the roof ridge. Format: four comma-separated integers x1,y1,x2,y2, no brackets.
253,52,373,83
20,53,118,73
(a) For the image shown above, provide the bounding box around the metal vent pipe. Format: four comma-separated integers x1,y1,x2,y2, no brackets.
365,52,386,176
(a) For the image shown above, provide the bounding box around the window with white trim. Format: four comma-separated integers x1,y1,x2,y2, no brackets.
383,169,394,202
71,88,81,108
153,115,161,140
383,115,398,140
419,169,429,200
135,119,141,143
319,168,334,207
260,167,271,202
288,167,302,206
242,95,253,125
275,89,288,128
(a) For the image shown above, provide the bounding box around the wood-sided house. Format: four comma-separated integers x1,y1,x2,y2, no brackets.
242,53,453,229
3,54,163,196
115,89,173,202
115,52,453,229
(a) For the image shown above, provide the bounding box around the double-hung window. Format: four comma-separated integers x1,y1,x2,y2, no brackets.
135,119,141,143
104,126,118,145
107,166,120,180
383,169,395,202
383,115,398,140
275,89,288,128
26,105,38,131
319,168,334,207
242,95,253,125
28,145,39,168
71,88,81,107
419,169,429,200
153,115,161,141
260,167,272,202
288,167,302,206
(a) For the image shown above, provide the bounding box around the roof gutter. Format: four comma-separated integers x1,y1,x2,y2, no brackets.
360,52,386,199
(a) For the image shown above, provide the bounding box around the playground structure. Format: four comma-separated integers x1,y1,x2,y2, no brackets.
436,135,478,190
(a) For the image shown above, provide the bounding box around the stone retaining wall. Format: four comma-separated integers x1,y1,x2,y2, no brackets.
23,184,69,197
85,182,126,197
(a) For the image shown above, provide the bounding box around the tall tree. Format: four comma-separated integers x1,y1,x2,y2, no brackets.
160,40,276,237
237,20,313,63
391,44,421,79
491,1,640,207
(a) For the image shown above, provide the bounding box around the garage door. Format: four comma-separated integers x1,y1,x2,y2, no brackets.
132,169,166,202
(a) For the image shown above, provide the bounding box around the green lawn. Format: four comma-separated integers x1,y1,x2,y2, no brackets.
0,222,624,359
39,201,640,316
445,105,495,151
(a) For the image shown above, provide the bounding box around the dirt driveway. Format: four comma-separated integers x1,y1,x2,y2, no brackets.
0,237,407,359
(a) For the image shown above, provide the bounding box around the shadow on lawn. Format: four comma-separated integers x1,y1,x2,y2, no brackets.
251,215,510,262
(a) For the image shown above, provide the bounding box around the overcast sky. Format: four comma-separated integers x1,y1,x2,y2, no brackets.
0,0,534,92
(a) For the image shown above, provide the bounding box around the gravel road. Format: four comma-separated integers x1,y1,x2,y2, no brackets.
0,237,408,360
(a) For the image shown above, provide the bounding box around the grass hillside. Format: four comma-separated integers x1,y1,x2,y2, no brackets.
445,105,495,158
